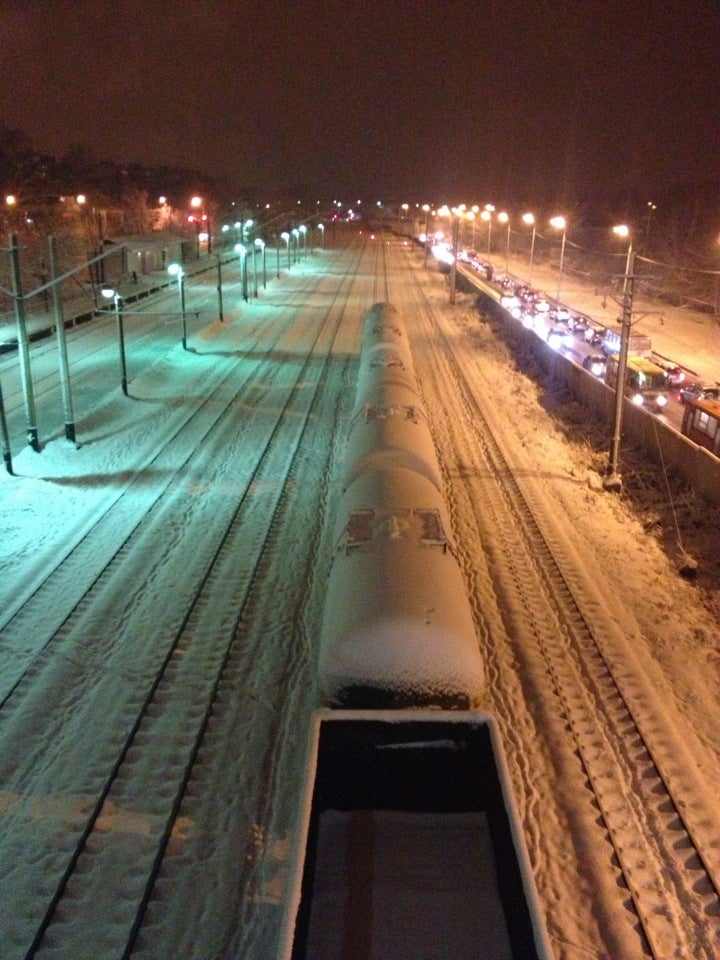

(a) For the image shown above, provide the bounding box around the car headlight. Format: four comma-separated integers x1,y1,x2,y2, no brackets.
631,393,645,405
656,394,668,407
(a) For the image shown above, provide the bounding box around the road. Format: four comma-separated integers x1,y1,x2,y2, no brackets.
1,229,719,959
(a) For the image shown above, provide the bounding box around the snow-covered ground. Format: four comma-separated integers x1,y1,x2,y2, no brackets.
1,230,719,959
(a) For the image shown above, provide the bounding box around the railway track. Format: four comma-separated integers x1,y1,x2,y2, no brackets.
399,247,720,959
0,247,367,959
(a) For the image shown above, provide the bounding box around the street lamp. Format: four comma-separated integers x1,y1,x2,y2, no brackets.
605,224,635,491
167,263,188,349
281,231,291,269
234,244,248,301
549,216,567,302
449,208,461,305
101,285,128,394
190,195,213,253
497,211,510,273
216,253,224,322
318,223,325,248
255,238,266,291
292,228,300,263
482,204,495,254
522,213,536,283
422,204,431,268
299,224,307,258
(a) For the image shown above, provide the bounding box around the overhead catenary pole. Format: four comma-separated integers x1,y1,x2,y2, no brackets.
48,234,77,443
605,241,636,490
9,232,40,451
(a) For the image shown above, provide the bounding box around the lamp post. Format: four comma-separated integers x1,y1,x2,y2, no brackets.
255,238,266,290
422,204,431,268
281,231,291,269
522,213,536,284
234,244,248,301
449,207,463,305
216,253,224,321
101,286,128,394
299,224,307,258
549,216,567,302
8,232,40,451
482,204,495,254
292,228,300,263
167,263,188,349
318,222,325,248
498,211,510,273
605,225,635,491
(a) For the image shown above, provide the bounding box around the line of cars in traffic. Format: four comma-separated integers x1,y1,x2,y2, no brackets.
455,247,720,414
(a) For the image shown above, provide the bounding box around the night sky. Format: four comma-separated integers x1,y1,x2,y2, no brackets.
2,0,719,205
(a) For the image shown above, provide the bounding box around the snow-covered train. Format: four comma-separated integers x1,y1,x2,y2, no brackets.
278,306,552,960
317,301,485,709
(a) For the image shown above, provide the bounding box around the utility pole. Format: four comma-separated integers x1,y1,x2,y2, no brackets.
604,241,635,491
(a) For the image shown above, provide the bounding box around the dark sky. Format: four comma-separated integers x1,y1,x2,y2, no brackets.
2,0,719,205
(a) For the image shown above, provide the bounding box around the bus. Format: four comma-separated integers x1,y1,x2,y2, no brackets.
605,354,669,411
681,396,720,457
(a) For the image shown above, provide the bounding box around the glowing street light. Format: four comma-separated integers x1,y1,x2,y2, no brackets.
234,243,249,301
299,224,307,258
481,203,495,254
318,222,325,248
549,216,567,302
254,238,266,292
422,204,431,267
497,211,510,272
292,228,300,263
522,213,536,283
281,231,291,269
167,263,188,349
101,285,129,394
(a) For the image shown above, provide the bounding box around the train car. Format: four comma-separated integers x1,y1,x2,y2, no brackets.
354,341,415,406
318,464,484,709
277,709,553,960
343,377,444,493
360,301,412,359
278,302,550,959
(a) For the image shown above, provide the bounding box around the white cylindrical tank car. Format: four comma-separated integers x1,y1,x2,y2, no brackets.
318,465,484,709
360,302,413,364
354,343,414,408
343,378,444,493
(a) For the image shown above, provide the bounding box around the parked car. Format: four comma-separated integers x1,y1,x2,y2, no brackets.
582,354,607,377
679,382,720,404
